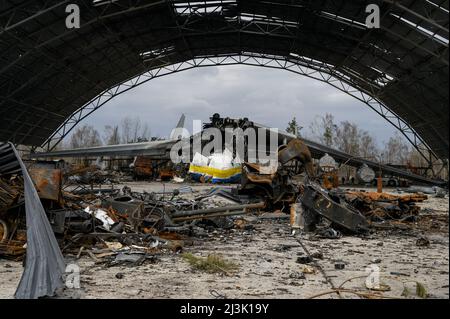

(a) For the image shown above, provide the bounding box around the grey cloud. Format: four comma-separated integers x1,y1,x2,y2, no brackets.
80,65,399,147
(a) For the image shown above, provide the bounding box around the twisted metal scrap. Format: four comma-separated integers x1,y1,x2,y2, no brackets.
7,143,66,299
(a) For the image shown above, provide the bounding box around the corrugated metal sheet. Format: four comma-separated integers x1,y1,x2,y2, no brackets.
0,143,21,175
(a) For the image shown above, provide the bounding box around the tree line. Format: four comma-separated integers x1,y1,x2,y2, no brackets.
286,114,428,167
63,113,428,168
64,116,154,149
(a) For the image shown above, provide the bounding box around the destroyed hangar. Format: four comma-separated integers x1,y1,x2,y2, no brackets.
0,0,449,300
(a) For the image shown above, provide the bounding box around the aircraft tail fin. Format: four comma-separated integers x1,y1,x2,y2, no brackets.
169,114,187,139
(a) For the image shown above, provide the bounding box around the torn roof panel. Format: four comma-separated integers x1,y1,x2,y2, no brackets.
0,142,66,299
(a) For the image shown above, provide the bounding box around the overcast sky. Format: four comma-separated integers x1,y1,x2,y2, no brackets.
79,64,399,147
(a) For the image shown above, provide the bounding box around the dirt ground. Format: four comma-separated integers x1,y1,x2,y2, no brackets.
0,182,448,299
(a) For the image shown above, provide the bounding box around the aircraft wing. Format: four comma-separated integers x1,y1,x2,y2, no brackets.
30,122,445,186
30,139,178,158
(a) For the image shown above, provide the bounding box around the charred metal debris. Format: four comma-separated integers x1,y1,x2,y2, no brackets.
0,116,447,299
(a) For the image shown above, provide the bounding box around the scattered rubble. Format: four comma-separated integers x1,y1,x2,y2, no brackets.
0,137,448,299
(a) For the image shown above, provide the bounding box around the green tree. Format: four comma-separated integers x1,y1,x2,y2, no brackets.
308,113,337,147
286,117,302,136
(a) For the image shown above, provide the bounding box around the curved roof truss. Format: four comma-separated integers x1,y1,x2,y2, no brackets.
0,0,448,161
43,53,438,163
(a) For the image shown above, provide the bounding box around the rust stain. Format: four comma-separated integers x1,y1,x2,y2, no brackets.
28,168,62,201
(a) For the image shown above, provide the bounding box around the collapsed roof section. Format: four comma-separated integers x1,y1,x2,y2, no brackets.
0,0,448,159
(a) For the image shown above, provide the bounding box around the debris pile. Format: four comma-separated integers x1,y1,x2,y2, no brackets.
338,191,428,221
0,176,23,210
1,166,267,263
1,124,447,299
1,157,440,264
0,176,26,258
1,137,443,261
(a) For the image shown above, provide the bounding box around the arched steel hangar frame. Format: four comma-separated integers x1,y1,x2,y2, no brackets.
0,0,448,168
43,53,442,163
